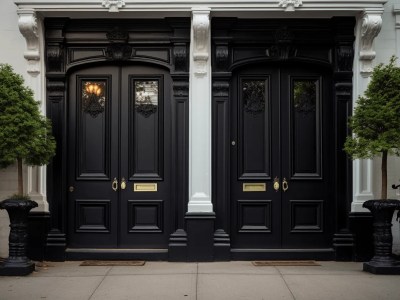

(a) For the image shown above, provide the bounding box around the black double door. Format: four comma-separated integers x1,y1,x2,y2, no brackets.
68,65,171,249
231,63,333,249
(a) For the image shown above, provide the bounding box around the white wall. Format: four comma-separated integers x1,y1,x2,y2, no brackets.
372,0,400,254
0,0,28,258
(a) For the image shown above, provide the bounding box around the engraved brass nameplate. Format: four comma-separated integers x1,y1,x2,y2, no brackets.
243,183,266,192
133,183,158,192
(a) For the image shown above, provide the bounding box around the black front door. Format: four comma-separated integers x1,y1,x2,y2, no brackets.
231,63,333,249
68,64,171,249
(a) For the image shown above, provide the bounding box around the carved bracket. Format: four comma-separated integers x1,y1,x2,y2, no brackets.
17,9,40,75
106,27,132,61
173,44,188,73
173,81,189,98
102,0,125,13
192,10,210,76
359,12,383,76
279,0,303,12
215,45,229,71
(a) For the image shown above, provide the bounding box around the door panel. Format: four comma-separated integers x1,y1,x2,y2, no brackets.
231,66,280,248
68,66,119,247
120,66,171,248
68,64,171,249
231,63,333,250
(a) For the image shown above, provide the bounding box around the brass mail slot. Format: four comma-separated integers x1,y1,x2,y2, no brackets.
243,183,266,192
133,183,158,192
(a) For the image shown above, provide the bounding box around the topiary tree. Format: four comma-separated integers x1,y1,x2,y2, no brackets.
0,64,56,198
344,56,400,200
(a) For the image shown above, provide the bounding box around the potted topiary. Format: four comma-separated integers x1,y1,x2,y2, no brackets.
0,64,56,276
344,56,400,274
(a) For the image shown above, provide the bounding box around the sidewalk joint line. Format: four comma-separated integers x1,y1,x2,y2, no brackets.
196,263,199,300
277,267,296,300
88,266,112,300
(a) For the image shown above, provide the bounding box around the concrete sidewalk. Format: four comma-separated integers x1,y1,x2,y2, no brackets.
0,261,400,300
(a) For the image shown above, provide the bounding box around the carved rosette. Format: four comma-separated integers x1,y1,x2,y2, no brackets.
192,11,210,76
360,13,383,76
279,0,303,12
17,9,40,75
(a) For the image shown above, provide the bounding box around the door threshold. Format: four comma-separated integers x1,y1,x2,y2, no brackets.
65,248,168,260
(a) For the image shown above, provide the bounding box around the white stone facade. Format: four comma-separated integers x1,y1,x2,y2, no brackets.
0,0,399,258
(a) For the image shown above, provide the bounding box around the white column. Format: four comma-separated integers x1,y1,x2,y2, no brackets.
351,11,383,212
17,9,48,212
188,8,213,213
394,5,400,61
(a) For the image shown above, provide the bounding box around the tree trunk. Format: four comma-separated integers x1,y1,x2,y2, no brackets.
17,158,23,196
381,150,387,200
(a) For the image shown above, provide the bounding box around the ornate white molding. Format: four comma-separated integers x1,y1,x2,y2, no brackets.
279,0,302,12
102,0,125,12
17,8,40,75
192,10,210,76
359,12,383,76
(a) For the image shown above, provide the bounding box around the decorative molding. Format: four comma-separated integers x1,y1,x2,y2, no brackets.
279,0,302,12
46,44,63,73
337,45,354,72
173,45,188,72
102,0,125,12
105,27,132,60
359,12,383,75
215,45,229,71
173,81,189,98
266,27,297,60
212,81,229,98
17,9,40,75
192,10,210,76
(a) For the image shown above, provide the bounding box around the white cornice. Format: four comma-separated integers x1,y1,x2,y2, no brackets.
15,1,387,14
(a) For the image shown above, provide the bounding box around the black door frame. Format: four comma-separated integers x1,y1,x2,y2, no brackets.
44,18,190,260
211,17,355,260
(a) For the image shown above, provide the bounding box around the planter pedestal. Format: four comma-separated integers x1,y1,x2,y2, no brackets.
0,199,38,276
363,199,400,275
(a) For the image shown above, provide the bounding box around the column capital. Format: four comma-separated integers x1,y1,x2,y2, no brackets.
359,11,383,76
17,8,40,75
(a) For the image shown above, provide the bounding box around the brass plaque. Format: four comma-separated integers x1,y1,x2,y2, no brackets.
133,183,158,192
243,183,266,192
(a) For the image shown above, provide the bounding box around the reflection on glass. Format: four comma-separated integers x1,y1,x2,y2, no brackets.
293,80,317,114
242,80,265,115
82,81,106,118
135,81,158,118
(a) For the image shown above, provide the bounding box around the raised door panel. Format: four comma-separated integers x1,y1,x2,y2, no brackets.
68,66,119,248
280,66,333,248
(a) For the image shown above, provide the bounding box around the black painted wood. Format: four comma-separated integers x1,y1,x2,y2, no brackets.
212,17,355,258
45,18,190,260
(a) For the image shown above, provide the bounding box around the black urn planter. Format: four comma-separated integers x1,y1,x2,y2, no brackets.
0,199,38,276
362,199,400,275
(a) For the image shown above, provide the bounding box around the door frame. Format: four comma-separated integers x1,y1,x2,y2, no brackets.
211,17,355,260
44,18,191,260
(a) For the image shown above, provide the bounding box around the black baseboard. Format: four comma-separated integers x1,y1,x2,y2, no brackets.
185,212,215,262
230,248,335,260
66,248,168,260
349,212,373,262
45,231,67,261
27,211,50,261
213,229,231,261
168,229,188,261
333,232,354,261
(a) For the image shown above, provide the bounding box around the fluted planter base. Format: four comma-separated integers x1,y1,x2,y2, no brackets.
362,199,400,275
0,199,38,276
